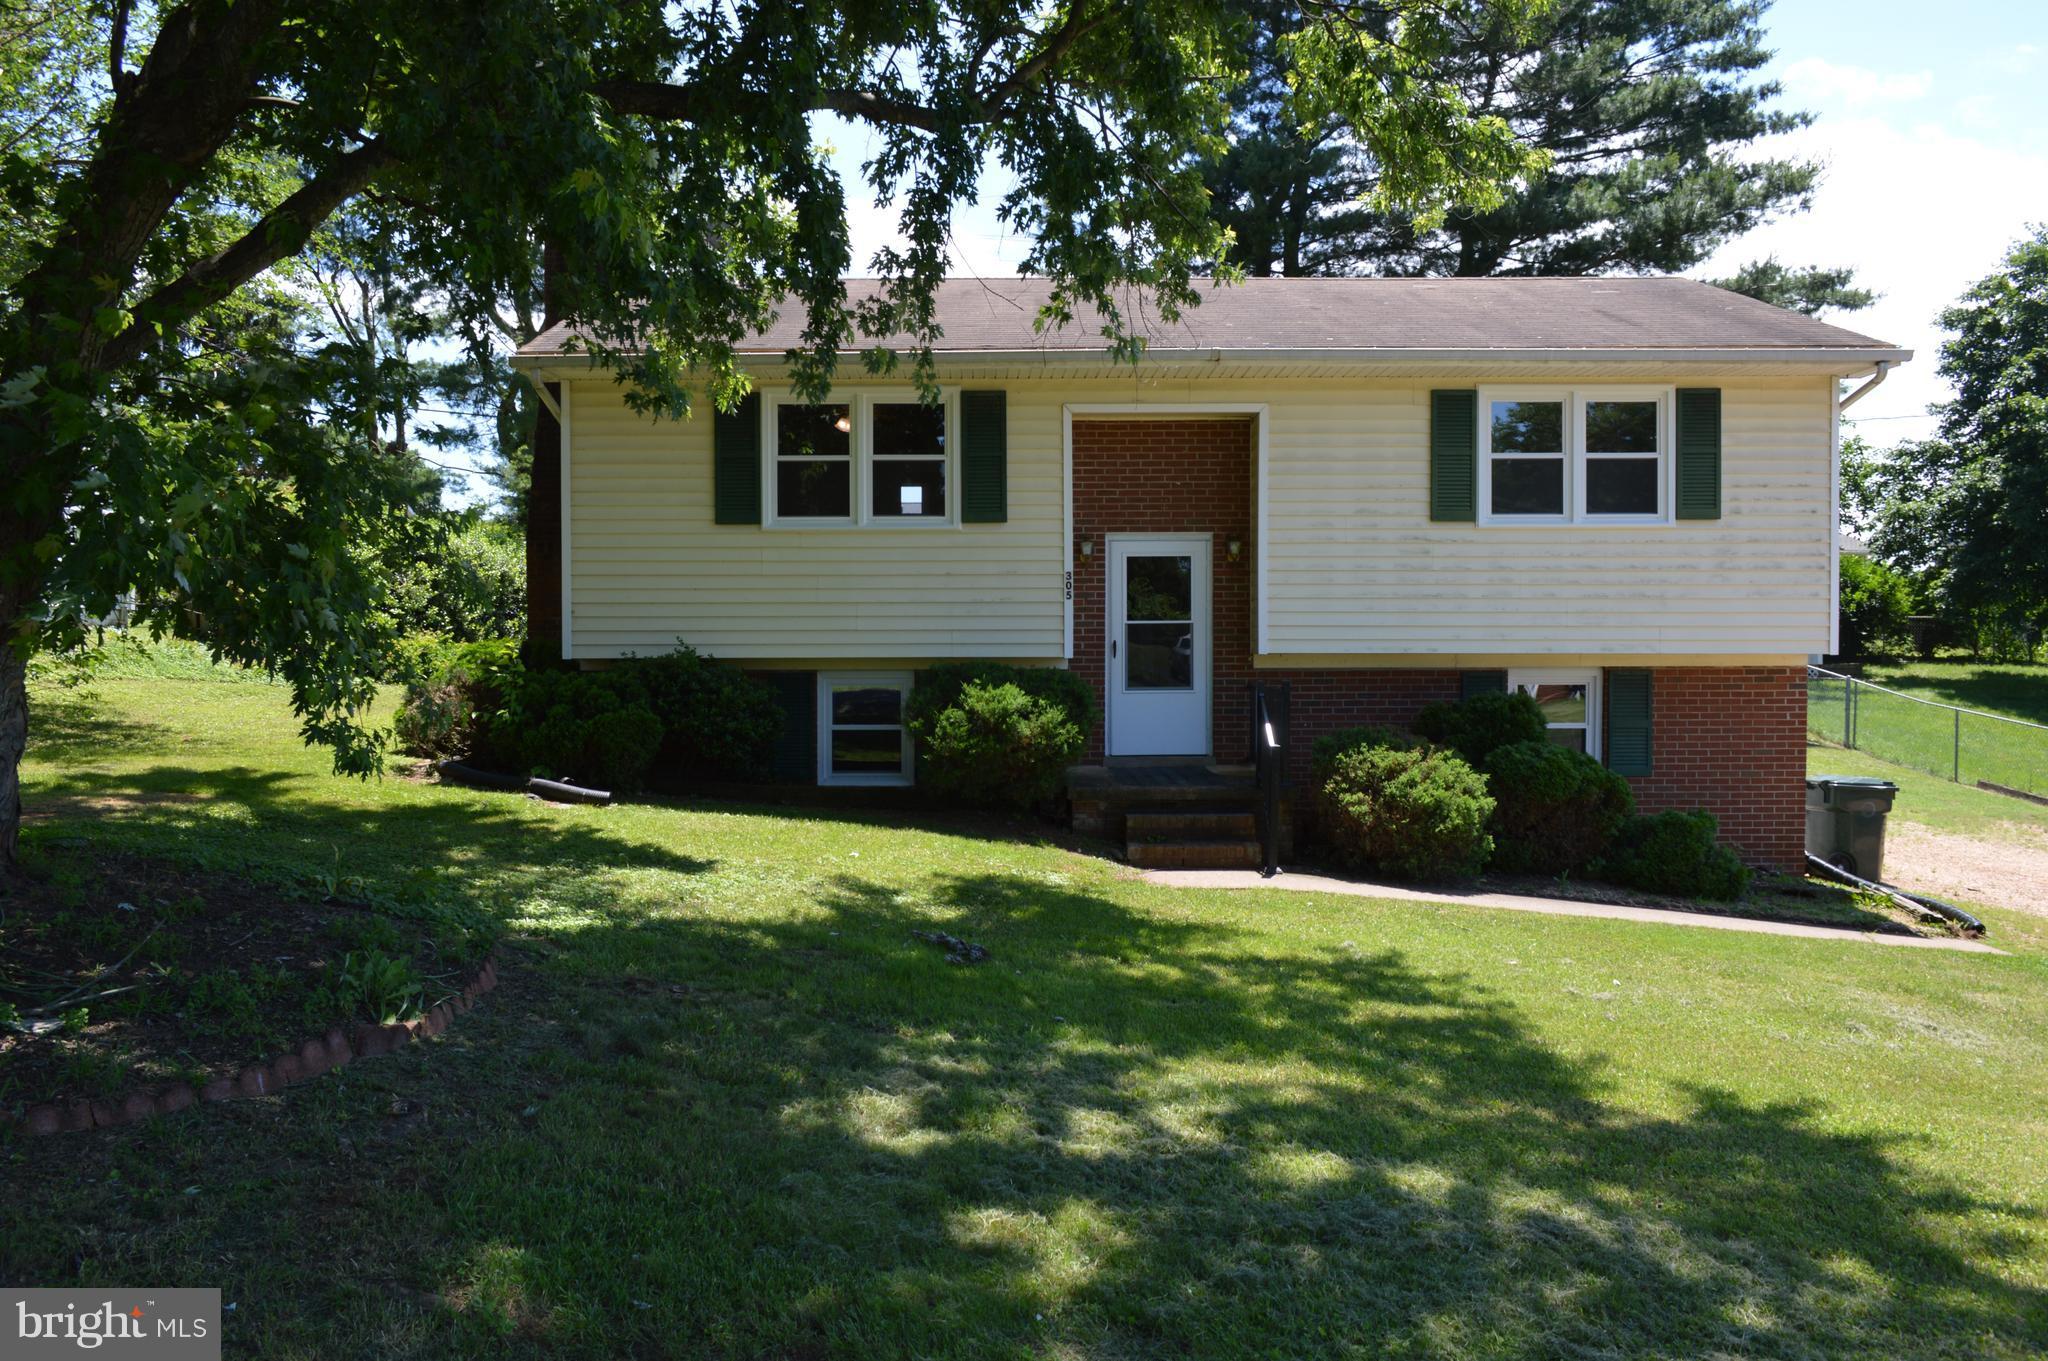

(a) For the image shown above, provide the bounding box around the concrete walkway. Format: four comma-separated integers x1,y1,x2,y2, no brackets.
1141,868,2005,954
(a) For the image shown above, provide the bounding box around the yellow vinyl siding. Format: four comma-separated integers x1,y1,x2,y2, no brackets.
1256,375,1833,655
563,371,1835,661
565,378,1066,659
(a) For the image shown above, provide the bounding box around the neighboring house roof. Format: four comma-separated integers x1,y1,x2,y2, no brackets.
516,276,1908,365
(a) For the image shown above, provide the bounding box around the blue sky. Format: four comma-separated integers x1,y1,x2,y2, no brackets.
825,0,2048,446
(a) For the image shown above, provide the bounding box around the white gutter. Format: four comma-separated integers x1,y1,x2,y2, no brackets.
1836,359,1894,410
512,345,1913,375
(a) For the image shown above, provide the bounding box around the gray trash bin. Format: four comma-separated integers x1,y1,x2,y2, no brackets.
1805,775,1899,881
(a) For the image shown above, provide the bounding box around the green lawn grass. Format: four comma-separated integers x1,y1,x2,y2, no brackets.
1857,661,2048,725
1810,663,2048,798
5,672,2048,1358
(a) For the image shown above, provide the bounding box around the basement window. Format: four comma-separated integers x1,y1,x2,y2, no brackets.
816,672,914,786
1508,670,1600,758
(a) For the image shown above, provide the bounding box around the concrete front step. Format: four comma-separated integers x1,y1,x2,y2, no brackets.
1127,809,1258,841
1125,838,1265,870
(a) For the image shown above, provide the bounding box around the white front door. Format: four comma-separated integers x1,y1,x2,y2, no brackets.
1106,536,1210,756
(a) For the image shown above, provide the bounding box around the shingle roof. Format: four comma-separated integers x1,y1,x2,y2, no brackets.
517,275,1904,359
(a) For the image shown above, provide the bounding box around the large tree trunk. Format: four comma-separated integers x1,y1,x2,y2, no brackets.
0,638,25,874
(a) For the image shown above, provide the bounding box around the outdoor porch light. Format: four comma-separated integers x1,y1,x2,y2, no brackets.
1227,538,1243,562
1080,540,1094,557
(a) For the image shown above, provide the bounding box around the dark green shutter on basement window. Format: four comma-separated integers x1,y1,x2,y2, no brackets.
1606,669,1653,776
713,391,762,525
1461,670,1507,700
1430,389,1478,522
1675,388,1722,520
960,389,1008,523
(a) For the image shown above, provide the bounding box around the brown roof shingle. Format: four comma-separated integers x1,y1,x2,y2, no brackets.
518,275,1904,359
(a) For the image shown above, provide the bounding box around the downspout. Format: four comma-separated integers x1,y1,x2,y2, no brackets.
1837,359,1892,411
1827,360,1892,657
521,370,562,422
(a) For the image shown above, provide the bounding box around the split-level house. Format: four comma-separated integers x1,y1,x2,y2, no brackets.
510,277,1908,871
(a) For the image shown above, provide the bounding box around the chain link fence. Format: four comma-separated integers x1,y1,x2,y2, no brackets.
1808,666,2048,800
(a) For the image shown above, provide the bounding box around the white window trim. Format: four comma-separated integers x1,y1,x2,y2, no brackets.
1478,386,1674,527
1509,668,1601,760
816,671,915,787
762,389,959,528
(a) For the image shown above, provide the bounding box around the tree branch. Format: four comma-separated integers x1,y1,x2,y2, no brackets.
592,78,949,133
108,0,132,99
101,139,396,369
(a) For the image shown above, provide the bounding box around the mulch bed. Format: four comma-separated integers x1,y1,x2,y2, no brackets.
1474,870,1944,937
1,851,490,1117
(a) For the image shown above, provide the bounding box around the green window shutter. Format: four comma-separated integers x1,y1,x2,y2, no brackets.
1606,669,1654,776
1430,389,1478,522
960,389,1008,523
1460,670,1507,700
1675,388,1722,520
713,391,762,525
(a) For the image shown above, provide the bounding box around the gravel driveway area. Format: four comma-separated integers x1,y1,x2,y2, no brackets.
1884,819,2048,917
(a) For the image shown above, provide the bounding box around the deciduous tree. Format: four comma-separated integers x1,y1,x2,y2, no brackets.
0,0,1546,867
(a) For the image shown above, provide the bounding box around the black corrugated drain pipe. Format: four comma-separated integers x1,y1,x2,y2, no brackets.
1806,854,1986,936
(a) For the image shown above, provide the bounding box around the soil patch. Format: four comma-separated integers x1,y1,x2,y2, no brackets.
1,851,491,1110
1884,820,2048,918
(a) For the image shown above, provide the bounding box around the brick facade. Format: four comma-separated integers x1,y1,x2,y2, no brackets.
1619,666,1807,870
1068,416,1807,872
1071,418,1258,763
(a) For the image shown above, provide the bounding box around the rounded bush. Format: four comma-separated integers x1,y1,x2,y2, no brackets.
1482,740,1635,875
624,644,784,778
1411,691,1549,767
582,706,664,793
911,680,1087,808
1316,738,1494,881
1595,810,1751,901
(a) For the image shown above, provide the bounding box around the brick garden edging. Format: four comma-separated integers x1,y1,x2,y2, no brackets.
7,956,499,1137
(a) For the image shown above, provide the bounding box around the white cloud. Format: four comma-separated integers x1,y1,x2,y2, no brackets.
1700,115,2048,444
1780,57,1933,106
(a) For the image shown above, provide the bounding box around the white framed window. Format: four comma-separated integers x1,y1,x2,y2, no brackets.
765,391,956,527
1478,387,1672,525
1509,669,1601,759
817,671,915,786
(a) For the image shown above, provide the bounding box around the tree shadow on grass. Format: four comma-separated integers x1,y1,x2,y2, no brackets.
22,687,179,764
11,858,2039,1359
17,764,718,889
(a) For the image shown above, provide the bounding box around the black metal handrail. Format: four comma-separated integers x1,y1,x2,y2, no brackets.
1249,680,1290,877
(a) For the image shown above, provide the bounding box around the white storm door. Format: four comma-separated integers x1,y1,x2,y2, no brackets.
1106,536,1210,756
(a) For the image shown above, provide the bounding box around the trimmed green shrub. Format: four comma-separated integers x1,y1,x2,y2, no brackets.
621,645,784,778
1308,724,1419,772
1481,740,1635,875
582,706,665,793
1411,691,1548,767
1314,731,1494,880
911,680,1088,808
460,642,782,787
1595,810,1751,901
907,661,1099,736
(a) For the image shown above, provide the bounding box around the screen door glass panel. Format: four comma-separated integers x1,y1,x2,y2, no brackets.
1124,554,1193,690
